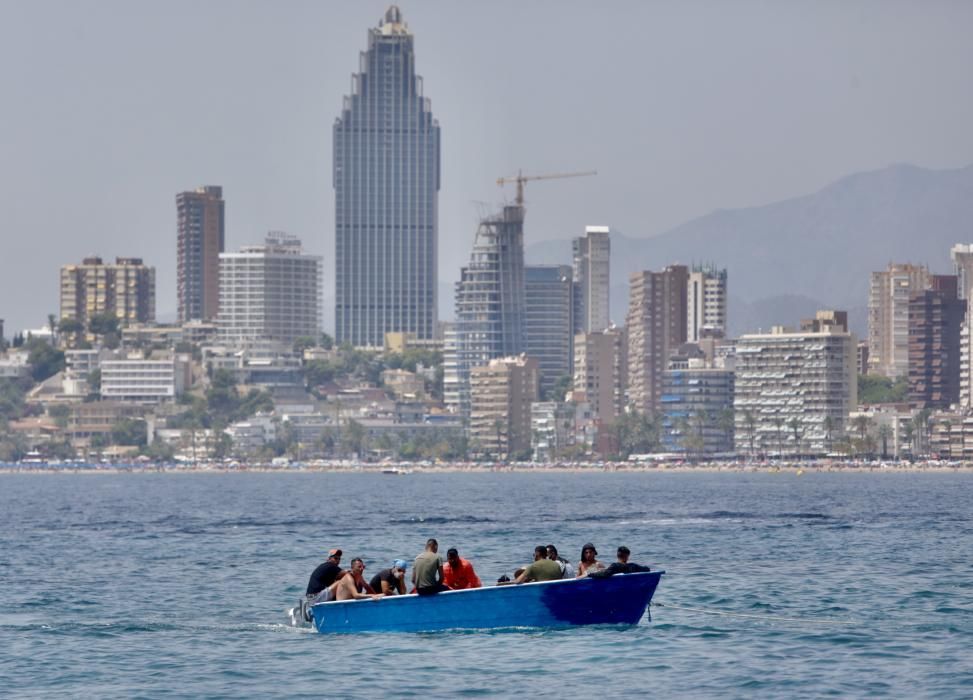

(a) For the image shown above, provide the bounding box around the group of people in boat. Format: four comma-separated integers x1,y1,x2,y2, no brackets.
304,539,649,605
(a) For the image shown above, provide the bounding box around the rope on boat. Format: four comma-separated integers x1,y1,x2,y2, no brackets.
651,601,858,625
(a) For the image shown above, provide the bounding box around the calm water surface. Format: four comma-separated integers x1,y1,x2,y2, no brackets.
1,471,971,698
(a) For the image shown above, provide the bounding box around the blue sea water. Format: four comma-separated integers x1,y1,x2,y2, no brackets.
1,471,972,698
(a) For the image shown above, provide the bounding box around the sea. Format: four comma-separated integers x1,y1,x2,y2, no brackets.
1,470,971,698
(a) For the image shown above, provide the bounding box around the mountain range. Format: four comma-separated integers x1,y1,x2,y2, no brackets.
526,163,973,338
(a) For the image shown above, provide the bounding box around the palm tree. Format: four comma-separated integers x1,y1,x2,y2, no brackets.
717,407,735,454
743,409,757,459
771,415,785,458
822,415,836,455
852,414,872,457
877,423,893,459
788,417,804,460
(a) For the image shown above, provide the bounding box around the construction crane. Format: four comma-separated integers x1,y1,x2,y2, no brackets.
496,169,597,207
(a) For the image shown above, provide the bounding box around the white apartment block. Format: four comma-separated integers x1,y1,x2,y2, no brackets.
573,226,611,333
219,232,322,347
734,324,857,456
101,354,190,404
867,263,929,379
687,265,728,342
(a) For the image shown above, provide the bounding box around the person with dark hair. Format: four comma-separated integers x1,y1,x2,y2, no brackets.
514,545,563,584
443,547,482,589
576,543,606,577
412,538,449,595
369,559,409,595
546,544,572,579
333,558,382,601
306,548,345,599
616,546,631,564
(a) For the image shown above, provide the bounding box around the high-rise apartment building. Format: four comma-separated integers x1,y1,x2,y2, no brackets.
525,265,574,398
218,233,322,347
687,264,728,342
572,226,611,333
334,7,440,347
60,256,156,331
573,328,627,426
951,245,973,408
444,205,525,417
626,265,688,415
469,355,538,459
734,321,857,456
908,275,964,409
177,185,225,323
868,263,929,378
661,362,734,455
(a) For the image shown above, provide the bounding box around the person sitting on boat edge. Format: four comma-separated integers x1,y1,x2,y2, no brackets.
369,559,408,595
546,544,572,579
333,557,382,601
513,545,563,584
413,538,449,595
576,543,606,577
588,546,653,578
306,548,345,603
443,547,482,589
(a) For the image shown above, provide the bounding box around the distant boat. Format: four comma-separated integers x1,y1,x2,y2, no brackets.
381,467,413,475
309,571,663,634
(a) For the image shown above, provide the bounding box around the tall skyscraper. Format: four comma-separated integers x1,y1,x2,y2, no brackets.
908,275,964,409
218,233,322,346
626,265,688,416
177,185,225,323
525,264,574,397
444,205,525,417
687,264,728,342
867,263,929,378
60,256,156,333
334,6,441,347
572,226,611,333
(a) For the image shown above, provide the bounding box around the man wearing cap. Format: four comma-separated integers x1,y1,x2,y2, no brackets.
442,548,482,589
306,548,345,602
576,543,606,577
369,560,409,595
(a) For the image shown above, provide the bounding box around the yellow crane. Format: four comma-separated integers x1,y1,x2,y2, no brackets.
496,169,597,207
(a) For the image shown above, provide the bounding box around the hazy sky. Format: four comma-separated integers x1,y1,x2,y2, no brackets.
2,0,972,334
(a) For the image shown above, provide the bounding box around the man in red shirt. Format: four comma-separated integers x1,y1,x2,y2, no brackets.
442,547,482,589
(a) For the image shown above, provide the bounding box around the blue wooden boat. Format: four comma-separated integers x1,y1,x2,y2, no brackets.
309,571,664,634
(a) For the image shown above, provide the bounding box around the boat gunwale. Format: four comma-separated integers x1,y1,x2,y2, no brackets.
310,570,665,610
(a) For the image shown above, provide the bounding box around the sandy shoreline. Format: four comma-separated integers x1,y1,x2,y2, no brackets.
2,462,972,475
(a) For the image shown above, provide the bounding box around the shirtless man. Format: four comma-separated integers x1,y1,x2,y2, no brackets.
332,558,382,601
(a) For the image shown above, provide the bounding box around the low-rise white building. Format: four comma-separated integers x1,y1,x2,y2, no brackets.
100,354,190,404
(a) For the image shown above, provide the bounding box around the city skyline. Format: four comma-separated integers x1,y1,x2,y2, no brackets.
2,2,972,334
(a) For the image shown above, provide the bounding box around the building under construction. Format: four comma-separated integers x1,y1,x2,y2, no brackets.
444,204,526,417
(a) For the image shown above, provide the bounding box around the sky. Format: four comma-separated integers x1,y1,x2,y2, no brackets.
1,0,972,335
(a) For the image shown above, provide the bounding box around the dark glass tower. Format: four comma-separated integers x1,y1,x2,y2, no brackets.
334,6,441,347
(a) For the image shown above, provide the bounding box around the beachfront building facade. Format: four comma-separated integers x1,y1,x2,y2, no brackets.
218,233,322,347
469,355,538,460
525,265,574,398
626,265,688,416
572,327,627,427
686,264,728,343
572,226,611,334
908,275,964,409
868,263,929,379
333,7,440,347
734,321,857,457
661,361,735,455
177,185,225,322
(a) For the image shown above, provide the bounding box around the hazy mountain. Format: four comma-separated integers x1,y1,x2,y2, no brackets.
527,163,973,338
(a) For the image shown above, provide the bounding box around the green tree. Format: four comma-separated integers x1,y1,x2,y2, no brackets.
57,318,84,346
320,333,335,350
877,423,893,459
341,419,366,458
742,409,757,459
548,374,574,403
27,339,65,382
88,312,120,338
788,417,804,459
771,415,785,458
823,415,836,454
111,418,148,447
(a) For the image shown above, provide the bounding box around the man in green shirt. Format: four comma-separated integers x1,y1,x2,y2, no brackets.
412,538,449,595
514,546,563,584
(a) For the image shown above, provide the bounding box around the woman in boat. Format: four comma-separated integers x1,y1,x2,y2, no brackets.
576,543,606,577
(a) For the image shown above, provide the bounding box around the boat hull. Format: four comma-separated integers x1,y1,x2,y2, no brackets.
310,571,663,634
